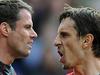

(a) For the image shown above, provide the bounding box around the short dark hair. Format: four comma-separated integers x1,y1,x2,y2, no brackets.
59,6,100,57
0,0,33,30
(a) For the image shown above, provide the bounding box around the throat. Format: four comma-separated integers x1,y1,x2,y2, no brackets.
69,59,100,75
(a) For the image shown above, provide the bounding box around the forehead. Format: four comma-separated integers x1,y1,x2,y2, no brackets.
18,9,32,20
15,9,33,27
58,17,77,33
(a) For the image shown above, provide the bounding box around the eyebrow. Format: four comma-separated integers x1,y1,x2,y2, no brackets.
60,31,70,36
25,24,33,26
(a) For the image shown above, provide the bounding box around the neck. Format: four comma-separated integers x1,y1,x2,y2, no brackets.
0,48,14,65
0,39,15,65
74,52,100,75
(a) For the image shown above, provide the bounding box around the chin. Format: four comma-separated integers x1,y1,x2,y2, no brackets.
23,48,31,56
24,51,30,57
19,51,30,58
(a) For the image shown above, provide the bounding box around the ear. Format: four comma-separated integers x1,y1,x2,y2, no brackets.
82,34,94,49
0,22,11,37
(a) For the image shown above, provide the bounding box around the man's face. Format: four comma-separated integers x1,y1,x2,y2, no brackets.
54,17,85,69
7,9,37,58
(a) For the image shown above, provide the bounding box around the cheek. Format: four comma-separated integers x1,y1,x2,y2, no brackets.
7,33,21,50
63,40,75,59
9,31,28,45
64,40,85,60
18,30,29,42
9,33,24,44
64,45,79,66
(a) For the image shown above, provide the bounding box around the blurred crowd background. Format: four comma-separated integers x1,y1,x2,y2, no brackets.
12,0,100,75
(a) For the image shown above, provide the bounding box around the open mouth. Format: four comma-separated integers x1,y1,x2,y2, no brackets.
58,50,65,64
57,50,74,74
58,51,63,57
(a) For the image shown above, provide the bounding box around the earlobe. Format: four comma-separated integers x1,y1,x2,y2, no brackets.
82,34,94,49
0,22,11,37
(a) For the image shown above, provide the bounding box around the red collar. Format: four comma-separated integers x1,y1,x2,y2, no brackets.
66,68,74,75
67,72,74,75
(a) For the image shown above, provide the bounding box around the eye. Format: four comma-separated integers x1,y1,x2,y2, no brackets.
60,32,70,38
24,25,32,29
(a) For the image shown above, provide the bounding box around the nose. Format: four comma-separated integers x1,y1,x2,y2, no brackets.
54,35,61,47
31,29,38,39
